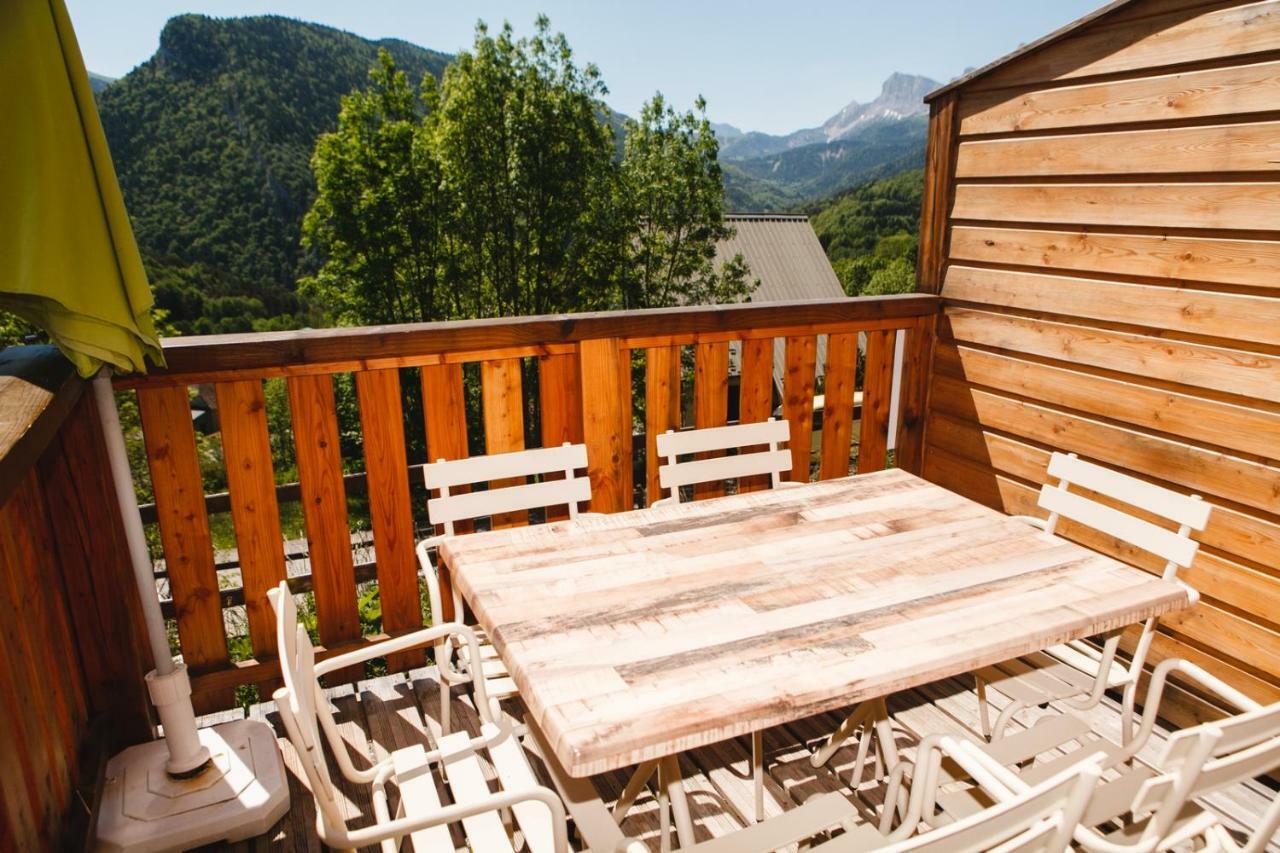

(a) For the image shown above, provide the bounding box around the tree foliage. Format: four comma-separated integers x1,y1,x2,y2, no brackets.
301,19,753,326
808,169,922,297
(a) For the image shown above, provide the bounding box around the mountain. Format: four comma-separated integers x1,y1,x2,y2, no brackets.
717,73,936,162
96,15,451,333
88,72,115,93
716,73,936,211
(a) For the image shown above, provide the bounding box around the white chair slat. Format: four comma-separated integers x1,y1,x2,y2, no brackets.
658,449,793,491
1038,485,1200,568
424,443,588,489
656,419,790,457
428,477,592,526
438,730,515,853
485,722,558,853
391,745,454,853
1046,453,1210,530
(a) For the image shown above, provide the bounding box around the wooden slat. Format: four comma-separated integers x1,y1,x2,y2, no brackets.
918,92,959,294
949,225,1280,291
956,120,1280,177
943,264,1280,346
354,369,422,671
781,336,817,483
440,470,1190,777
819,333,858,480
857,330,894,474
693,342,730,500
481,358,528,529
738,338,775,493
645,346,681,506
214,380,286,675
896,316,935,475
538,351,584,521
972,0,1280,91
930,375,1280,515
136,386,230,696
286,375,360,683
943,308,1280,405
951,182,1280,231
959,59,1280,135
935,343,1280,462
579,338,630,513
421,362,472,536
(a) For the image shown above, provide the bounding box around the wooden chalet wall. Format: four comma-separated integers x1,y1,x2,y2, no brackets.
917,0,1280,723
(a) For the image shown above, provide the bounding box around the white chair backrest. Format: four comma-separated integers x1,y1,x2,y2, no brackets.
884,757,1100,853
424,443,591,534
1037,452,1211,576
655,418,793,502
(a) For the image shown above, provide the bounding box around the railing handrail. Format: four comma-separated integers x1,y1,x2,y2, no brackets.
116,294,940,387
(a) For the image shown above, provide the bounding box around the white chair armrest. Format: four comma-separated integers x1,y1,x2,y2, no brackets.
314,622,478,676
1010,514,1050,530
651,496,677,508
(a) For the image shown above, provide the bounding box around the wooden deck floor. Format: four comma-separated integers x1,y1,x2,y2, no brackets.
204,666,1278,852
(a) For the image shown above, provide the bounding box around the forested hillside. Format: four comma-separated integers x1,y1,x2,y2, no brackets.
807,169,924,296
96,15,450,334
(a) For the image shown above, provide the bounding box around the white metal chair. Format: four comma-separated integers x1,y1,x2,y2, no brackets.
651,417,800,823
652,417,800,508
974,452,1212,744
266,581,570,853
417,442,593,734
927,658,1280,853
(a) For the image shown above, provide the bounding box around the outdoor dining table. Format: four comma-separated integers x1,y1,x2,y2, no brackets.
437,468,1192,848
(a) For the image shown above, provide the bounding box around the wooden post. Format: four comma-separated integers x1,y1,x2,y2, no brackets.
579,338,629,513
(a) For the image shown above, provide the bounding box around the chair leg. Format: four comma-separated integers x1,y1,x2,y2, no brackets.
752,730,764,823
975,675,993,741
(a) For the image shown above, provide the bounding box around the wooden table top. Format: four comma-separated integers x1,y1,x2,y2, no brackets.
439,469,1190,777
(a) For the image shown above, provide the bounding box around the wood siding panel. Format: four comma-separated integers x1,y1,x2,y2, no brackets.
949,225,1280,290
355,369,422,670
951,182,1280,231
481,358,528,528
287,374,360,682
819,333,858,480
959,59,1280,135
214,380,286,672
693,342,730,499
955,121,1280,177
781,336,817,482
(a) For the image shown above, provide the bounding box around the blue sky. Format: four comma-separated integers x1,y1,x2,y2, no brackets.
66,1,1099,135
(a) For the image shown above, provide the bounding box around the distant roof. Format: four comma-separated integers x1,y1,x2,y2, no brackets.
715,214,846,387
716,214,845,303
926,0,1137,101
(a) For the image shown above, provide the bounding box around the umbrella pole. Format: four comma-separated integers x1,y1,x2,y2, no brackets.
92,372,289,852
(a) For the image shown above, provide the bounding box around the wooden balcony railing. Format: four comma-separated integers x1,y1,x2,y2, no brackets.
117,295,939,710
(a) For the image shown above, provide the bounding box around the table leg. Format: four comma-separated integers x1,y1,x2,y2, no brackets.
658,755,696,849
871,699,908,820
612,760,658,823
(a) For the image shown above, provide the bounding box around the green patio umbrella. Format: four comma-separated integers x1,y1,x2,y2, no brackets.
0,0,163,376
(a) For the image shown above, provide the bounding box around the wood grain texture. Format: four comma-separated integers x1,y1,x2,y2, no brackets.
918,93,959,294
942,264,1280,345
737,338,776,493
137,386,229,682
481,358,528,529
781,336,817,482
895,317,935,475
943,308,1280,404
579,338,630,513
693,342,730,500
948,225,1280,290
215,380,286,671
955,120,1280,177
857,330,894,474
645,346,681,506
287,374,360,681
819,333,858,480
421,362,472,536
539,351,585,521
959,58,1280,135
440,471,1191,776
951,182,1280,231
355,369,422,670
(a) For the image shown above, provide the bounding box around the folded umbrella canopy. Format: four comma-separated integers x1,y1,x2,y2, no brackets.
0,0,163,376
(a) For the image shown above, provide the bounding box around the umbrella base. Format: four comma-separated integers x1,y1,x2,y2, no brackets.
95,718,290,853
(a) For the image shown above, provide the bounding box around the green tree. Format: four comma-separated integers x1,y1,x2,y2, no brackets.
617,94,754,309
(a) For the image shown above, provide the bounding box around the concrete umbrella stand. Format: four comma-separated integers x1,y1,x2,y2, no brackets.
91,373,289,852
